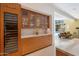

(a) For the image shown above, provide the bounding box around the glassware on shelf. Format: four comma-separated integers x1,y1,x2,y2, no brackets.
22,9,29,29
40,15,48,34
22,9,50,36
22,16,28,28
30,14,36,28
36,15,40,28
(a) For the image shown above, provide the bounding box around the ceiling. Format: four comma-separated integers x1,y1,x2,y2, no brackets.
54,12,70,20
53,3,79,19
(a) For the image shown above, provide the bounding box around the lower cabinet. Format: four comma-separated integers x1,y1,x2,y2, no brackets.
56,48,73,56
22,35,52,55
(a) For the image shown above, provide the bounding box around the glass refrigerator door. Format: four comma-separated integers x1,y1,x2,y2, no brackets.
4,13,18,54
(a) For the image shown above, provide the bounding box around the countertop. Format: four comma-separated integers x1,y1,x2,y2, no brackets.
21,33,52,39
55,35,79,56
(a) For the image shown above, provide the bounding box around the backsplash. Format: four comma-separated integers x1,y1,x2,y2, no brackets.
21,28,51,36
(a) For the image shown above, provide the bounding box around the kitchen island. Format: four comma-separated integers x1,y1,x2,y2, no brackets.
55,37,79,56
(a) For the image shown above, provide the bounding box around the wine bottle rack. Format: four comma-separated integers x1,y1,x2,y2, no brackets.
4,13,18,54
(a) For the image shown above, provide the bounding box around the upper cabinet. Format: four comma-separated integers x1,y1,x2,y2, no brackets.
21,8,50,35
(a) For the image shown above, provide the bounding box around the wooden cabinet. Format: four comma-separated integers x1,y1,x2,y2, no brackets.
1,3,20,10
0,3,22,56
21,8,50,29
56,48,73,56
21,8,51,36
21,8,52,55
0,3,52,56
22,35,52,55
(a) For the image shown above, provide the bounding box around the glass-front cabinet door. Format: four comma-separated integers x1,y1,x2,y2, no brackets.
4,13,18,54
22,9,29,28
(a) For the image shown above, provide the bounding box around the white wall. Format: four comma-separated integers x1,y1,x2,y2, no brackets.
20,3,55,56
